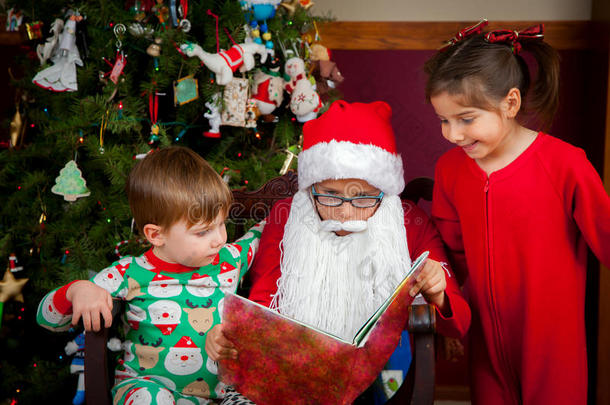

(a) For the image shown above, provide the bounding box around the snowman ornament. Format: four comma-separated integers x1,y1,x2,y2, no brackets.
284,57,321,123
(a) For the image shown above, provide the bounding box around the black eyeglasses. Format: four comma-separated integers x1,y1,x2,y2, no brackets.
311,185,384,208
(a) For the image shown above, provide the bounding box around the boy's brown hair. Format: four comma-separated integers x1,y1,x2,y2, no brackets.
126,146,233,234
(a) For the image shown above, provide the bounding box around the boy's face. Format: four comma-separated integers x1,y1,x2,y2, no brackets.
312,178,381,236
154,212,227,267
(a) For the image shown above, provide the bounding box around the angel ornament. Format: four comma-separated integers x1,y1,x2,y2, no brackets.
33,14,83,92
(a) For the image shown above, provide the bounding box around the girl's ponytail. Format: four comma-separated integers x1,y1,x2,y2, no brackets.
520,40,560,130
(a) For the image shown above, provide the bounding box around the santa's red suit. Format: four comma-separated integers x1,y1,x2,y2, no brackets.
248,196,471,339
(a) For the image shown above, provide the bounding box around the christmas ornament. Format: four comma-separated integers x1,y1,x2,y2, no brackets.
173,75,198,106
181,41,267,86
99,109,109,153
146,37,162,57
181,10,267,85
8,254,24,273
128,0,153,21
245,98,260,128
36,18,64,66
51,160,91,202
280,0,314,15
221,78,249,127
26,21,44,40
149,90,160,144
5,8,23,32
102,23,127,84
146,37,162,71
100,51,127,84
32,13,83,92
153,0,170,27
65,332,86,405
279,145,299,175
220,167,240,183
169,0,191,31
128,22,154,38
284,57,321,122
241,1,280,49
251,59,284,119
0,269,29,328
9,100,26,149
309,43,344,100
203,93,222,138
114,238,146,258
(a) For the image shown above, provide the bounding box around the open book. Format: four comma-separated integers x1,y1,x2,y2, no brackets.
218,251,429,405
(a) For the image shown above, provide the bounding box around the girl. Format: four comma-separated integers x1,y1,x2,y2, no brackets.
425,21,610,405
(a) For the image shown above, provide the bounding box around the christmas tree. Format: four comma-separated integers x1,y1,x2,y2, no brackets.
0,0,338,402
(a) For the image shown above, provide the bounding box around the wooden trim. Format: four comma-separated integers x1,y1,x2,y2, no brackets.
319,21,591,50
0,31,26,46
434,384,471,401
597,25,610,405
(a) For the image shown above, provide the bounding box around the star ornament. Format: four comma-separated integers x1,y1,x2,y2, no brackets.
0,269,29,303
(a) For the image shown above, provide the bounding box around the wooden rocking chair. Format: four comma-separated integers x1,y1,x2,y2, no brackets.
84,171,436,405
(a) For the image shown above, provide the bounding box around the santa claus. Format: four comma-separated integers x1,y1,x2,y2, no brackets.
205,100,471,402
243,100,471,342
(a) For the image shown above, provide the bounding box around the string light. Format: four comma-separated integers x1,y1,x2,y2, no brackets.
61,250,69,264
255,132,261,139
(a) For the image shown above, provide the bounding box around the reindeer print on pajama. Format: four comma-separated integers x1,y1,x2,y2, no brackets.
37,225,263,404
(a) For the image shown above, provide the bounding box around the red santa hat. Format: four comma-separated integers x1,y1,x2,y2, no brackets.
173,336,198,349
151,273,176,284
220,262,237,274
298,100,404,195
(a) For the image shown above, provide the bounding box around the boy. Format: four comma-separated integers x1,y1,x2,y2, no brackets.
37,146,263,405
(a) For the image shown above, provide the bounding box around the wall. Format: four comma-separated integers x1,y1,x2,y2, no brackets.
314,0,592,21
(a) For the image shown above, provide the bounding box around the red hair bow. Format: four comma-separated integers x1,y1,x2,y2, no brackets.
484,24,545,54
440,19,489,51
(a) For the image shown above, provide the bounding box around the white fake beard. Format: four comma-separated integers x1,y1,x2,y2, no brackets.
270,190,412,341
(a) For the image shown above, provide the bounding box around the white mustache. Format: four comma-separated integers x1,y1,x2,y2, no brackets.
319,220,368,233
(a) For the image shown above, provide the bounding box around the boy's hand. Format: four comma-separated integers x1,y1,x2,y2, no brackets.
206,324,237,361
409,259,448,311
66,280,113,332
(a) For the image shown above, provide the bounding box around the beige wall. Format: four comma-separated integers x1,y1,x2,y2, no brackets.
314,0,592,21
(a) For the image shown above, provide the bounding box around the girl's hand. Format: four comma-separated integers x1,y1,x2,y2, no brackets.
66,280,113,332
206,324,238,361
409,259,448,311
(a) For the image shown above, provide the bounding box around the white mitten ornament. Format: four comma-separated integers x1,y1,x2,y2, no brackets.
284,57,321,123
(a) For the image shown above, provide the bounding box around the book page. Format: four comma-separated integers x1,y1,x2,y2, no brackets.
353,250,429,346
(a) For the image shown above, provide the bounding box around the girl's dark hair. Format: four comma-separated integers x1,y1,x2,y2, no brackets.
424,33,560,130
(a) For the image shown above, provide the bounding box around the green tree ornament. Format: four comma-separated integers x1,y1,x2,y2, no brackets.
51,160,91,202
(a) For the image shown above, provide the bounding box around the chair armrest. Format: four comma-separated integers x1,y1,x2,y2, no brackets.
387,303,436,405
407,303,436,405
84,299,121,405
